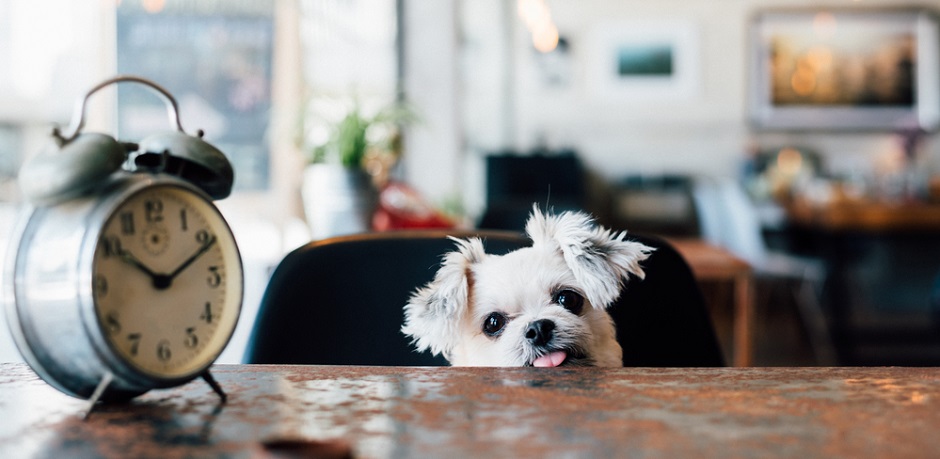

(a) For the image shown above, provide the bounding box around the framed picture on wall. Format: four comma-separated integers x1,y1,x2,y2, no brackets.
585,20,699,101
749,9,940,131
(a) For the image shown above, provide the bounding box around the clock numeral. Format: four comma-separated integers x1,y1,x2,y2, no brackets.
200,302,215,324
94,275,109,297
196,229,212,245
145,199,164,223
120,212,135,235
157,340,172,362
180,209,188,231
103,236,123,258
128,333,141,356
207,266,222,288
105,312,120,334
185,327,199,349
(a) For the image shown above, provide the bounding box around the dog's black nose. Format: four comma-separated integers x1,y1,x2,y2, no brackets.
525,319,555,347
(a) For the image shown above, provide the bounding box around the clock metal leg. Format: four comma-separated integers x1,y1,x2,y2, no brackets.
84,371,114,420
201,370,227,404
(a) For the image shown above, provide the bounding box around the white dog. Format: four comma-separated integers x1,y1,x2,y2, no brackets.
402,206,653,367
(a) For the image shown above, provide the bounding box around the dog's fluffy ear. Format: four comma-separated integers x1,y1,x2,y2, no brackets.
402,237,486,359
526,205,653,309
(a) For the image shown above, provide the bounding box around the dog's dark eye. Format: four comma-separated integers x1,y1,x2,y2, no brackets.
554,289,584,315
483,312,507,337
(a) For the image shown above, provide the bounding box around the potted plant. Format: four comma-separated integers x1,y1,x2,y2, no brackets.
301,101,412,239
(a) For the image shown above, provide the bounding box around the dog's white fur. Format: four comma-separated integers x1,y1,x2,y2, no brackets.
402,206,653,367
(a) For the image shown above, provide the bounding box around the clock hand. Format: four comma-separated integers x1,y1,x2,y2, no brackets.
118,248,177,290
116,248,161,283
116,236,216,290
167,235,217,281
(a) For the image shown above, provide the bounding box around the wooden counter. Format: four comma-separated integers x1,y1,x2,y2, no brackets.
783,197,940,365
786,198,940,232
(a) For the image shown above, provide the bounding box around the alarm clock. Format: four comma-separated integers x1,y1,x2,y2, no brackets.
3,76,243,413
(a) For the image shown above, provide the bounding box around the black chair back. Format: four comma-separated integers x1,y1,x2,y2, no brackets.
244,230,724,367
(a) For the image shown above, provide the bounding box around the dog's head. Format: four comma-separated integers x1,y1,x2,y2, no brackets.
401,206,653,367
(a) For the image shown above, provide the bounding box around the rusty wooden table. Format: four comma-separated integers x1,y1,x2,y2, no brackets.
1,363,939,458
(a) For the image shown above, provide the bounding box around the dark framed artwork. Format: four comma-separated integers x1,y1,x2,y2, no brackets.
586,21,699,101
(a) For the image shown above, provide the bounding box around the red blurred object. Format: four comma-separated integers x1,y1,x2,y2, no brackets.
372,181,455,231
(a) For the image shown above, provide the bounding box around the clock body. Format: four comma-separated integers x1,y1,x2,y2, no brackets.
4,172,243,400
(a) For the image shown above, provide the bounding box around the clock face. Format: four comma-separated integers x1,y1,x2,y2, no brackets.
91,184,242,379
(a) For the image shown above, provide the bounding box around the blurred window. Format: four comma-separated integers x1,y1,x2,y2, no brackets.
298,0,399,157
116,1,276,191
0,0,399,196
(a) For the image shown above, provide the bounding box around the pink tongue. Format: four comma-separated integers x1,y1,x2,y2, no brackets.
533,351,567,368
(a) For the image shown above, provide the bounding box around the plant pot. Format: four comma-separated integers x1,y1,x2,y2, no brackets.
301,164,378,239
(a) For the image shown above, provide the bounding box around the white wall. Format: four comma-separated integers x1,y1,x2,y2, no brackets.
401,1,465,208
405,0,940,221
